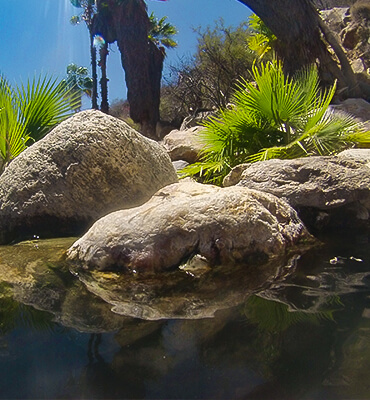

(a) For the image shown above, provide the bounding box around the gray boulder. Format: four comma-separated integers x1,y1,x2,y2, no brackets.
338,148,370,165
67,180,309,272
224,156,370,231
0,110,178,244
161,126,204,163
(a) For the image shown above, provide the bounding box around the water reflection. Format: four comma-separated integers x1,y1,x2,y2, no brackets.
0,233,369,398
0,283,56,334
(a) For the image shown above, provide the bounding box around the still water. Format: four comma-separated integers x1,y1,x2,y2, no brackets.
0,232,369,399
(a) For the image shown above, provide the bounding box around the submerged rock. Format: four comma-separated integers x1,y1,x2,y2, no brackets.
0,110,178,244
224,156,370,231
67,180,310,273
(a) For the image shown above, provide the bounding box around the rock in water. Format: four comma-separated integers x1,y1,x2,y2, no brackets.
67,180,309,272
0,110,178,244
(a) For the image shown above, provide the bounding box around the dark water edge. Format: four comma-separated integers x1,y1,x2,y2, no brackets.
0,232,369,400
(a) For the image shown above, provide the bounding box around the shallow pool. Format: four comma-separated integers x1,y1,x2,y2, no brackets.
0,232,369,399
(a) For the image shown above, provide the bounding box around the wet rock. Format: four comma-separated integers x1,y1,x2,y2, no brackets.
67,180,309,273
0,110,178,244
224,156,370,231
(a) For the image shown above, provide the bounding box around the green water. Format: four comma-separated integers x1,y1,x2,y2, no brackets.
0,232,369,399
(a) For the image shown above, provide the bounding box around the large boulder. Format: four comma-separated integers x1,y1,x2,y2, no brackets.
0,110,178,244
67,180,309,272
224,156,370,231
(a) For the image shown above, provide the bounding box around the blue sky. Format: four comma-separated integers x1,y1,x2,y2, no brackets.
1,0,251,104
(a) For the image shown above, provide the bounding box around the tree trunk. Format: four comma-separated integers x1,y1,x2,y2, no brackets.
89,31,99,110
237,0,361,97
86,3,98,110
93,0,162,138
99,43,109,113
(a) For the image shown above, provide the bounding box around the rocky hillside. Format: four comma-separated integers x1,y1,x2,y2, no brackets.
319,0,370,98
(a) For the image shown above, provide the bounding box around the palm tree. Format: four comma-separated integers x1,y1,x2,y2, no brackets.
92,0,177,138
0,75,79,174
60,63,93,112
182,60,370,185
92,35,110,114
70,0,99,109
148,12,177,52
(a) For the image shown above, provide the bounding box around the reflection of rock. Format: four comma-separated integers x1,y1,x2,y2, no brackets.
224,156,370,231
248,231,370,318
67,180,309,273
0,110,177,244
115,319,164,347
0,236,303,323
73,256,294,320
0,238,128,333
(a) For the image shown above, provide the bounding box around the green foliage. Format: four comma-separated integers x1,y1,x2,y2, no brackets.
181,60,370,185
69,0,96,26
0,77,28,172
60,63,93,112
247,13,276,60
70,0,95,9
0,75,78,174
148,12,178,51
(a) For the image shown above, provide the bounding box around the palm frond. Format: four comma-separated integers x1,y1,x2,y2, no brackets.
0,74,77,173
16,75,79,143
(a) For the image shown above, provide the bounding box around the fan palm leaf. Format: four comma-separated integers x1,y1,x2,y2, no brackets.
17,75,79,143
0,74,77,174
0,77,29,171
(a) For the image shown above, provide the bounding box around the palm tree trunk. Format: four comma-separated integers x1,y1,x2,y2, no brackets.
93,0,161,138
99,43,109,113
89,31,98,109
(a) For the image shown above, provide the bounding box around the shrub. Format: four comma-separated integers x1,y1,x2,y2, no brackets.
181,60,370,185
